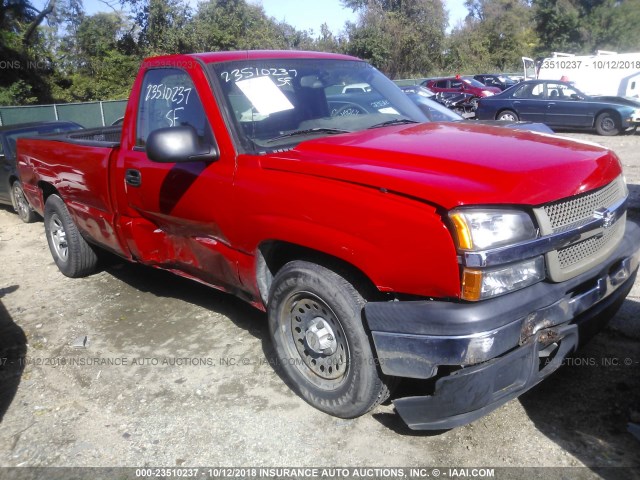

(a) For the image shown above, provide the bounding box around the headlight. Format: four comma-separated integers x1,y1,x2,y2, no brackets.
482,90,494,96
462,256,545,301
449,209,538,250
449,208,544,301
632,108,640,119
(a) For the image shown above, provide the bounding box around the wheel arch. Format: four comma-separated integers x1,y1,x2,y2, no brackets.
256,240,382,307
593,108,621,128
38,181,59,204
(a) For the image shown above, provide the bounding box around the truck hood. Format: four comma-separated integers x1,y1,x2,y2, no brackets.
260,123,622,209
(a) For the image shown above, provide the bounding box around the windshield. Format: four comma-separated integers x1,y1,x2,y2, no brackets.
463,78,486,88
210,59,428,152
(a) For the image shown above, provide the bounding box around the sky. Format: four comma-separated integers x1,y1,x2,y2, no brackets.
35,0,469,35
248,0,469,34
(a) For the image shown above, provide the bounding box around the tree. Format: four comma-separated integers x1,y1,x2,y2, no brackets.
449,0,536,71
136,0,193,55
189,0,315,52
58,12,139,100
533,0,640,55
533,0,582,53
0,0,56,104
344,0,448,77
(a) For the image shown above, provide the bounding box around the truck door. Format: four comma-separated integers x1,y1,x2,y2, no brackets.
119,66,241,291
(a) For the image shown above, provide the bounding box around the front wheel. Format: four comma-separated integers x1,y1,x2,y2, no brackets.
595,112,620,136
44,194,98,278
11,181,37,223
268,261,392,418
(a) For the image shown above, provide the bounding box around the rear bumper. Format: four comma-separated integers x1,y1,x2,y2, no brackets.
364,220,640,430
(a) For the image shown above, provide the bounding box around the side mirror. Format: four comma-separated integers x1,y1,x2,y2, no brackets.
146,126,219,163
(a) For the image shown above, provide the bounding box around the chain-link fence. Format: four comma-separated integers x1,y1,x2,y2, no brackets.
0,100,127,128
0,83,429,127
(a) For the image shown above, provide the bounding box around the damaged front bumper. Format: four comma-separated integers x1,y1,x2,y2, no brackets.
364,220,640,430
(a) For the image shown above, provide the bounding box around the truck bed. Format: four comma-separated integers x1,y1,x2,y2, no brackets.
17,127,126,256
41,126,122,148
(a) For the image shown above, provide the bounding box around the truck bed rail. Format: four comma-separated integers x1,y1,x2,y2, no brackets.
64,126,122,147
32,126,122,148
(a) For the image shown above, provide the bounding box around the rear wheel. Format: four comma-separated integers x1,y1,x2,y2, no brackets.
595,111,620,136
497,110,518,121
10,181,37,223
268,260,392,418
44,195,98,278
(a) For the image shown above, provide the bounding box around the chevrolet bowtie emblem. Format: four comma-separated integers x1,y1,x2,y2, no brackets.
594,207,616,229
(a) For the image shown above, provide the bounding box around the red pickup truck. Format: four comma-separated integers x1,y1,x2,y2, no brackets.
17,51,639,430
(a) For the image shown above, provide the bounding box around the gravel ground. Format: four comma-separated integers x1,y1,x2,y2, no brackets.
0,131,639,478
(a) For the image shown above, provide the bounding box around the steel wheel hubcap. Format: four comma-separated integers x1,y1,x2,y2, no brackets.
286,292,349,383
49,214,68,261
13,185,29,218
601,117,615,131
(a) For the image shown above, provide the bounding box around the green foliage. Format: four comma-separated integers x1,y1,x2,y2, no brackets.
451,0,536,71
2,0,640,106
190,0,295,52
345,0,448,78
533,0,640,56
0,79,38,106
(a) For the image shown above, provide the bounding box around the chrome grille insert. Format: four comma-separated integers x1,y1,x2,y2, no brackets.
557,218,625,268
534,176,627,282
544,179,625,233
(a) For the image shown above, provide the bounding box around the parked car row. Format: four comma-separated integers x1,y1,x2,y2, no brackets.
414,72,640,136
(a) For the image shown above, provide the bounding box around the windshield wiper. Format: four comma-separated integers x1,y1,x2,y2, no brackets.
266,127,351,143
367,118,419,129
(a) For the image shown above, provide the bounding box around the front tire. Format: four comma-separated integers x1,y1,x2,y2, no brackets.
268,260,392,418
11,181,37,223
44,195,98,278
595,112,620,136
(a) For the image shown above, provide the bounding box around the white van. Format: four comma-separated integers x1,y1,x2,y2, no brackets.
523,51,640,98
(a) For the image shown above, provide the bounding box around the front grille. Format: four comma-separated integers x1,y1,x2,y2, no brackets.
534,176,627,282
557,218,625,268
544,179,624,233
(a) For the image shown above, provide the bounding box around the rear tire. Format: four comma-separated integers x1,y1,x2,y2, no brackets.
10,181,37,223
44,195,98,278
497,110,518,121
595,112,620,136
268,260,392,418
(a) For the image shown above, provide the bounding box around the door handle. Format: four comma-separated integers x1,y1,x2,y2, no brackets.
547,102,556,107
125,169,141,187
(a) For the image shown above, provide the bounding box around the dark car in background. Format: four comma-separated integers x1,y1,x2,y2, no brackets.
400,85,553,133
422,76,502,99
473,74,518,91
329,84,552,134
476,80,640,136
0,121,83,222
